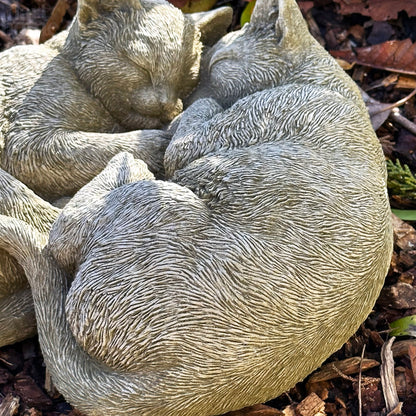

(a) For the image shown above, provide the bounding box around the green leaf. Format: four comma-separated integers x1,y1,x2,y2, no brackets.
391,209,416,221
390,315,416,337
387,159,416,200
240,0,256,26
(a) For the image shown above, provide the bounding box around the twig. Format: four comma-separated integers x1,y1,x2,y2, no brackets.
370,87,416,115
330,363,356,382
389,108,416,136
358,344,366,416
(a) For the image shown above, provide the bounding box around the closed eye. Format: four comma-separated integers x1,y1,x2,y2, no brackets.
120,51,152,82
208,52,237,74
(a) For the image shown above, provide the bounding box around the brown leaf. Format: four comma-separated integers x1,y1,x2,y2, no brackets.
331,39,416,76
333,0,416,21
360,89,392,130
39,0,71,44
367,21,394,45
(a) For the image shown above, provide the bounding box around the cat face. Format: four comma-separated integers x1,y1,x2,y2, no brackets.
187,24,291,109
70,0,202,130
213,29,285,106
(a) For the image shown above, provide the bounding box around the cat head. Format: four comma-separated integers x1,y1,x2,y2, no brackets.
66,0,232,129
187,0,318,108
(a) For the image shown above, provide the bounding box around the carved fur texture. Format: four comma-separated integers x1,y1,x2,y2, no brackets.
0,0,392,414
0,169,59,346
0,0,231,200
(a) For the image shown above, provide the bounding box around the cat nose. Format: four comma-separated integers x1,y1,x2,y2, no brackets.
160,97,183,121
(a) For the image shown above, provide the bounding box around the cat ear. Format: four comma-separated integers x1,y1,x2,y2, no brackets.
77,0,142,26
249,0,279,28
187,7,233,46
251,0,310,48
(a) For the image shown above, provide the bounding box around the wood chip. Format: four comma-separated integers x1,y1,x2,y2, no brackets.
295,393,325,416
0,367,12,384
308,357,380,383
0,394,20,416
392,339,416,357
378,282,416,309
387,402,403,415
14,373,53,410
392,213,416,250
397,75,416,90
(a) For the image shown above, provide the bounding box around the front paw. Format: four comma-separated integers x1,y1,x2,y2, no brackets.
135,130,172,176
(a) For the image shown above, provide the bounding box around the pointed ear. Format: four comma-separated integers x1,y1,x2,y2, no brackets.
187,7,233,46
250,0,311,48
274,0,311,49
77,0,142,26
249,0,279,28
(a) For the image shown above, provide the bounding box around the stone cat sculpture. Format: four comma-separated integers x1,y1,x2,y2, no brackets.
0,0,231,200
0,169,60,347
0,0,392,415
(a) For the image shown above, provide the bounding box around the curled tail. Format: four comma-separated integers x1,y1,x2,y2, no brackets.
0,214,47,279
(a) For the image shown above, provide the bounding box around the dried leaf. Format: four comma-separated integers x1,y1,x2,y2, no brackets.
367,21,394,45
381,337,400,413
331,39,416,76
333,0,416,21
360,89,392,130
39,0,70,43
